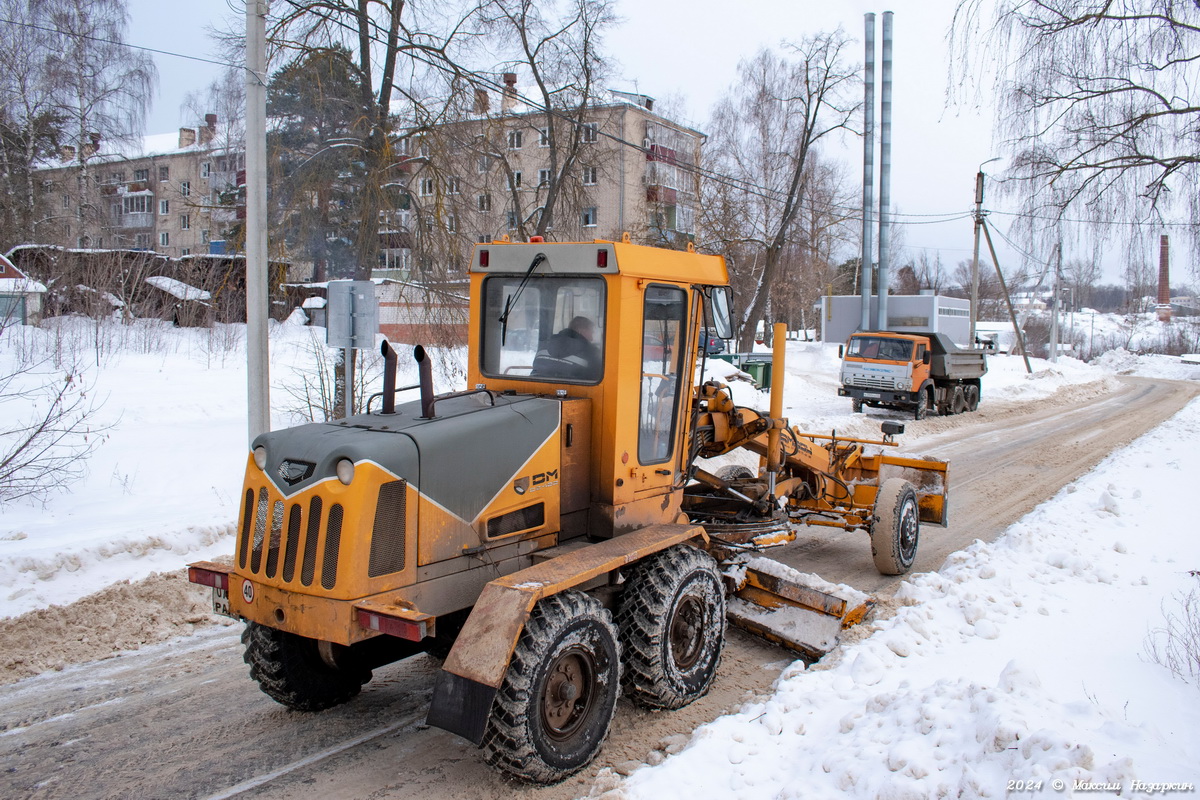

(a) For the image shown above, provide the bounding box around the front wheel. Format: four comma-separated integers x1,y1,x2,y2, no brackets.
851,398,863,414
914,388,930,420
618,545,726,710
870,478,920,575
483,591,621,784
242,623,371,711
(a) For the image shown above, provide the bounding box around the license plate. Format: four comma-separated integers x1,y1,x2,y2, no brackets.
212,587,231,617
864,392,881,399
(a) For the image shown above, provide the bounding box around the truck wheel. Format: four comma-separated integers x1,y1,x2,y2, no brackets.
870,479,920,575
618,545,726,710
716,464,756,481
851,398,864,413
483,591,620,784
965,384,980,412
914,388,930,420
951,386,967,415
242,623,370,711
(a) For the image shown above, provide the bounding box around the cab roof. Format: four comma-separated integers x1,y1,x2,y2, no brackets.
470,239,728,285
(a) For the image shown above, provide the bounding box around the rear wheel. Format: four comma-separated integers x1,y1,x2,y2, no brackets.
950,386,967,414
870,479,920,575
965,384,980,412
242,623,370,711
483,591,620,784
618,545,726,710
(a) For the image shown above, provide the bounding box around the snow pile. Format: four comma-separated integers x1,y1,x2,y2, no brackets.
615,399,1200,799
1094,348,1200,381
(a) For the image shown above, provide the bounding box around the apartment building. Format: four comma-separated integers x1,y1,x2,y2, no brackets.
36,115,243,259
376,82,705,281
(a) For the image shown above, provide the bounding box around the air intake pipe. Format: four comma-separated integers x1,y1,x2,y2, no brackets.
380,340,398,415
415,345,435,419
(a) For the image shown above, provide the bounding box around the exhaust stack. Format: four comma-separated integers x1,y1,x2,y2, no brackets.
415,345,435,419
380,341,398,414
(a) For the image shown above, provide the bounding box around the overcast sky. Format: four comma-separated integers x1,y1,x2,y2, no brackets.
124,0,1139,287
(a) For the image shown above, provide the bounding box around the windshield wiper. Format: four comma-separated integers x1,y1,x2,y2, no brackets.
499,252,546,345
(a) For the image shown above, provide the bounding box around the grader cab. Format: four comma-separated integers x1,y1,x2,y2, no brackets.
188,238,949,784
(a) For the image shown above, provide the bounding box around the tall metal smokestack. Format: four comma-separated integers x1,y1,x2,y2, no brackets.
860,13,876,332
1157,234,1172,322
875,11,894,332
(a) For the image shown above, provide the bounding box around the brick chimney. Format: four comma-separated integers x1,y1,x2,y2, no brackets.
61,144,76,161
199,114,217,145
474,88,490,114
81,131,101,158
1157,234,1172,322
502,73,517,113
179,127,197,148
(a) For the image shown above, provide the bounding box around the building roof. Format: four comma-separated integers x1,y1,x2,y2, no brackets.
145,275,212,302
0,253,47,293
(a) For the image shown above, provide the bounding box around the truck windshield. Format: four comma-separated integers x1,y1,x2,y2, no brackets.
847,336,913,361
480,275,606,383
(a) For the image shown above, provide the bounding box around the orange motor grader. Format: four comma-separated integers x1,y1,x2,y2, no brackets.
188,237,948,784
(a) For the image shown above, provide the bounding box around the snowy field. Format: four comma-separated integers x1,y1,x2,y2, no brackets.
2,316,1200,798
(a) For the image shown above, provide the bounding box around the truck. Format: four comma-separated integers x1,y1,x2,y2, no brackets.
838,330,988,420
188,238,950,784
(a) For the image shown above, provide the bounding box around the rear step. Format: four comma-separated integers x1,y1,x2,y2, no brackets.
725,557,872,660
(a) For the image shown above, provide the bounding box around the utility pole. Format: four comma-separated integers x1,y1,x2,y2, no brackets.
1050,239,1062,364
245,0,271,443
969,171,984,345
860,13,876,332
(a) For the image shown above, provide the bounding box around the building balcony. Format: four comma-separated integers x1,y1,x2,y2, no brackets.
117,212,154,229
646,185,677,204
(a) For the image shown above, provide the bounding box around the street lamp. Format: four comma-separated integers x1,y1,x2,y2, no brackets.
970,158,1002,344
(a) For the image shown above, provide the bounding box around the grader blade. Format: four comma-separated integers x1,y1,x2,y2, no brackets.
726,557,872,660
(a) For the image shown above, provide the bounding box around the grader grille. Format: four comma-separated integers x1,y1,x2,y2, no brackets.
237,488,346,589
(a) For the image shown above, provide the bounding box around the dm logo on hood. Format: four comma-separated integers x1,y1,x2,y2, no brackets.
279,459,315,486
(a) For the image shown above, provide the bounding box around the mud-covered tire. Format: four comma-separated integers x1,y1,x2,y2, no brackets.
483,591,620,784
851,398,864,413
241,623,370,711
950,386,967,415
870,478,920,575
914,387,930,420
965,384,980,412
617,545,726,710
715,464,756,481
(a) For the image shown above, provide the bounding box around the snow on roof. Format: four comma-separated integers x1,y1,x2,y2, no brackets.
0,277,47,293
301,296,327,309
145,275,211,302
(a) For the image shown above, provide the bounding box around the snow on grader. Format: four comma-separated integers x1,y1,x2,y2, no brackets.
188,238,949,784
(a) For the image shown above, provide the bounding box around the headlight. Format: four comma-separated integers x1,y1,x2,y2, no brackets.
335,458,355,485
253,446,267,470
894,379,911,391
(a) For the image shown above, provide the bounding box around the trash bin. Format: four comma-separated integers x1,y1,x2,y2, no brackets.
709,353,772,388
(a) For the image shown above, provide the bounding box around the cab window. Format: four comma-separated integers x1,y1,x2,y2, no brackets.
847,336,912,361
480,275,606,383
638,285,688,464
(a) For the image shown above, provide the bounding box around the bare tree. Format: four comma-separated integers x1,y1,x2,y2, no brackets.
37,0,156,246
1063,257,1101,310
701,35,860,350
950,0,1200,277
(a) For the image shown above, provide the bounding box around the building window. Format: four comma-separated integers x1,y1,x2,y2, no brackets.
538,127,549,147
109,171,125,184
508,171,522,190
201,229,210,243
478,193,492,212
582,166,597,185
581,206,597,227
477,154,489,173
160,232,169,247
181,248,190,256
447,214,457,233
180,214,190,230
447,176,461,194
419,177,435,196
159,166,169,182
582,123,598,143
61,194,69,209
507,130,523,150
538,169,551,187
122,195,150,214
506,210,518,229
180,180,190,197
134,168,149,182
200,162,210,178
135,233,150,248
159,199,169,215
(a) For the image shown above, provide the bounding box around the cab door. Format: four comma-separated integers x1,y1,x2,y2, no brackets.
634,284,689,498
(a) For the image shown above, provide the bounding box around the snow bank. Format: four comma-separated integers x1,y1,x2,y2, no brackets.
616,398,1200,799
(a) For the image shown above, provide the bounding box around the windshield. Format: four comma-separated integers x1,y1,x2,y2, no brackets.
480,275,606,383
847,336,913,361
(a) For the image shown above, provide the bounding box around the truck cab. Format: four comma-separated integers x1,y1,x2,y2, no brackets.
839,331,986,419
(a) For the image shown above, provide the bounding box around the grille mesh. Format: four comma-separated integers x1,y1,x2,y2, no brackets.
238,489,254,569
369,481,407,577
321,504,344,589
487,503,545,538
282,504,302,582
301,496,322,586
264,500,284,577
250,487,269,572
